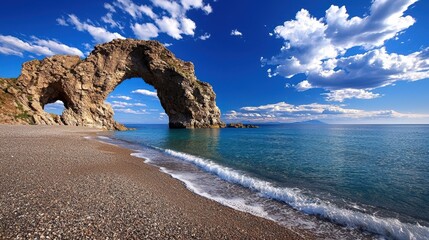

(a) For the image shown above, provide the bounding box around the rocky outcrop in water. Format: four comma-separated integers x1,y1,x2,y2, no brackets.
226,123,259,128
0,39,225,130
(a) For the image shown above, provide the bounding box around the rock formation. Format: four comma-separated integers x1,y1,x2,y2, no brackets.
226,123,259,128
0,39,225,130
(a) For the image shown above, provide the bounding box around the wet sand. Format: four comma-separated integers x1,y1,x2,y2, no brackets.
0,125,314,239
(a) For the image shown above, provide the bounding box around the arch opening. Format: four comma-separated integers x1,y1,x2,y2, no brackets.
44,100,65,116
40,82,72,120
106,78,168,125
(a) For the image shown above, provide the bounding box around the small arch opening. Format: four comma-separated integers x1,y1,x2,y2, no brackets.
44,100,65,115
40,82,72,119
106,78,168,125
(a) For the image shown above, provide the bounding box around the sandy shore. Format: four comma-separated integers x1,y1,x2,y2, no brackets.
0,125,314,239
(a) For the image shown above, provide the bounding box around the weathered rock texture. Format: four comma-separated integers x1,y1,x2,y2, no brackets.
0,39,225,130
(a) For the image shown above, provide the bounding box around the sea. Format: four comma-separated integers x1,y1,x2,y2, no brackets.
98,124,429,240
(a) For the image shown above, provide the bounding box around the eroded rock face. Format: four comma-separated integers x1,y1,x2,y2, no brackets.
0,39,225,130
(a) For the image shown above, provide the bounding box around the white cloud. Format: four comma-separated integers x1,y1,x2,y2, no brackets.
0,35,53,56
0,46,22,56
102,13,123,29
110,95,132,100
155,16,183,39
153,15,196,39
132,23,159,40
108,100,147,108
295,80,312,92
163,43,173,47
181,0,202,9
202,4,212,14
199,32,210,40
180,17,196,36
324,1,416,49
323,89,381,102
114,0,157,19
0,35,84,57
44,100,65,110
264,0,428,100
64,0,212,43
67,14,125,43
33,39,84,57
132,89,158,98
231,29,243,36
306,47,429,90
82,43,92,50
114,108,147,114
225,102,429,123
180,0,211,14
152,0,182,18
104,3,116,12
56,17,68,26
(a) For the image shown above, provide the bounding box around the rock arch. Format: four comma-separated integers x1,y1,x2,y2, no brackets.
5,39,225,130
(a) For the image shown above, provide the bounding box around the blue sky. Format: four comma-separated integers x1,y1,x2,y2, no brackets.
1,0,428,124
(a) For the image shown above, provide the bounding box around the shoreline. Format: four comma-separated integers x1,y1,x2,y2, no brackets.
0,125,313,239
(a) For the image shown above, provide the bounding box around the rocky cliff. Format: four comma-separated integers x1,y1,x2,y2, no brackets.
0,39,225,130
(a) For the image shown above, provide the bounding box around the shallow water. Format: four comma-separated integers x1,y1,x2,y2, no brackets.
101,124,429,239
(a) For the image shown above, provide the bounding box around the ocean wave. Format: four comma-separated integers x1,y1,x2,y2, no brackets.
160,148,429,240
159,168,271,220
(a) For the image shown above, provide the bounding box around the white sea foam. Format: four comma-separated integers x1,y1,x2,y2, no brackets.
95,136,118,146
131,152,152,163
97,136,113,140
159,168,271,220
159,148,429,240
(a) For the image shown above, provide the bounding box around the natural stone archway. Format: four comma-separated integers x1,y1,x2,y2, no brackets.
0,39,225,130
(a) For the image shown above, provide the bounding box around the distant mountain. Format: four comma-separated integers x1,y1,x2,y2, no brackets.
290,120,327,125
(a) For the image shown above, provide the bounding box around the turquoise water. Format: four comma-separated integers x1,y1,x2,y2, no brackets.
104,124,429,239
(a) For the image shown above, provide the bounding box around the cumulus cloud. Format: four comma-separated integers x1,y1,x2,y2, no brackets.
202,4,212,14
64,0,211,43
199,32,211,40
323,89,381,102
225,102,429,123
181,0,202,9
305,47,429,90
0,35,83,57
181,17,196,36
132,89,158,98
264,0,428,102
150,16,196,39
295,80,312,92
132,23,159,40
231,29,243,36
67,14,125,43
152,0,182,17
155,16,183,39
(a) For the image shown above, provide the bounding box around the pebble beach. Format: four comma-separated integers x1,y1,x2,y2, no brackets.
0,125,312,239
